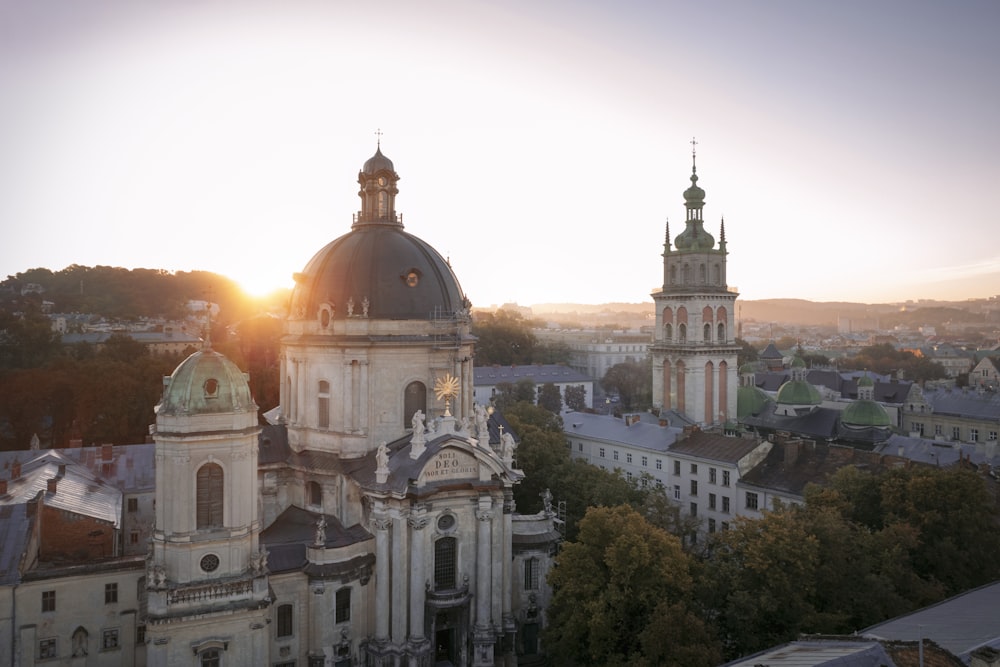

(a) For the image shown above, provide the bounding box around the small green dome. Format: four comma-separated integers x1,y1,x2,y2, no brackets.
158,348,255,416
776,379,822,406
791,356,807,369
857,374,875,388
738,385,772,419
842,399,891,428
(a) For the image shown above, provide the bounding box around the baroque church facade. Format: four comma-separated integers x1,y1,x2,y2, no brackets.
651,146,740,426
0,148,557,667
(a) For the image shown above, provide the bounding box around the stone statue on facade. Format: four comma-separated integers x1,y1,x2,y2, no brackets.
315,515,327,547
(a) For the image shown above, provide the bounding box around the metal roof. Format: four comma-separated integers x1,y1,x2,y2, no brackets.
863,580,1000,661
563,412,681,453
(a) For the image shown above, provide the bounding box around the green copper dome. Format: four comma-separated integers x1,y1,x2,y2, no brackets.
857,374,875,388
775,379,822,406
738,385,772,419
158,348,255,416
841,399,891,428
791,356,807,369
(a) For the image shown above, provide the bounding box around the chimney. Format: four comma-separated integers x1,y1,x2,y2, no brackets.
784,440,800,466
47,478,58,494
0,479,7,495
101,444,114,461
11,461,20,479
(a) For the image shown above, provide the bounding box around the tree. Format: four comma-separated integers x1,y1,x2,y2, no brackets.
471,310,537,366
546,505,720,667
600,358,651,411
564,384,587,412
537,382,562,414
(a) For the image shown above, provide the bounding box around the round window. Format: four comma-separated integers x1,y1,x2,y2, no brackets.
200,554,220,572
437,514,455,531
203,378,219,398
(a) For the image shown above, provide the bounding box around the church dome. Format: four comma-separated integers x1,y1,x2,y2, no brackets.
841,399,892,428
683,173,705,205
775,379,822,406
362,147,395,175
738,385,772,419
158,348,255,416
290,226,467,320
857,374,875,388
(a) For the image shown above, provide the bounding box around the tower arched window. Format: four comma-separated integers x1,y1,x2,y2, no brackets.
318,380,330,429
404,381,427,429
713,264,721,284
718,323,726,342
196,463,224,529
669,265,677,285
307,481,322,507
699,264,706,283
678,323,687,343
434,537,457,590
704,323,711,342
377,191,388,219
664,323,672,342
682,264,690,284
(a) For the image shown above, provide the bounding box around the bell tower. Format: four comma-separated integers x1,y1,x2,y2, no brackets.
145,345,270,665
650,140,740,425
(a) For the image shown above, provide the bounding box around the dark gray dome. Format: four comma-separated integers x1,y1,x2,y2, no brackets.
362,147,394,175
290,225,467,321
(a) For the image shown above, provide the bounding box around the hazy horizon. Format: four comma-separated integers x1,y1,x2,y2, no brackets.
2,1,998,306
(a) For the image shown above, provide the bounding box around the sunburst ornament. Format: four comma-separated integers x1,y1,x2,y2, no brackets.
434,373,460,417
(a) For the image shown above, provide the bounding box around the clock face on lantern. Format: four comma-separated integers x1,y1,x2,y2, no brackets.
378,176,387,186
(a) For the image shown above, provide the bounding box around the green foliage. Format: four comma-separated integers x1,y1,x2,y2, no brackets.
735,338,758,368
536,382,562,414
546,505,721,667
837,343,946,382
563,384,587,412
600,358,651,411
701,465,1000,660
0,302,62,370
472,310,537,366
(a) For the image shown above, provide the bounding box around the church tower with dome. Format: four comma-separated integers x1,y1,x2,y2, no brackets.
651,143,740,426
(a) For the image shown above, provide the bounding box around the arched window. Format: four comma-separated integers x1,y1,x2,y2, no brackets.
682,264,690,284
335,587,351,623
200,649,221,667
196,463,224,529
404,381,427,429
434,537,457,590
377,191,388,218
699,264,706,283
704,323,711,342
678,323,687,343
664,323,673,342
669,265,677,284
524,557,539,590
718,323,726,342
318,380,330,429
307,481,322,507
713,263,721,284
276,603,293,638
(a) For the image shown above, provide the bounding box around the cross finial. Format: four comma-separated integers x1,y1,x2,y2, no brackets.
690,136,698,173
374,128,383,148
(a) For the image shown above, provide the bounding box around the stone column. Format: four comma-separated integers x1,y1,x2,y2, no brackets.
473,497,495,667
407,509,430,664
373,514,391,641
391,512,409,644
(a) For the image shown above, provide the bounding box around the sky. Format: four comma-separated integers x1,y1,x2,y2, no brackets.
1,0,998,308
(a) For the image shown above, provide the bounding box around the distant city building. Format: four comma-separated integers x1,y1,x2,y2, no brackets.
902,383,1000,444
534,329,651,381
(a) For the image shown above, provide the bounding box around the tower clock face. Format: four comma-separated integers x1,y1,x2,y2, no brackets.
378,176,387,186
